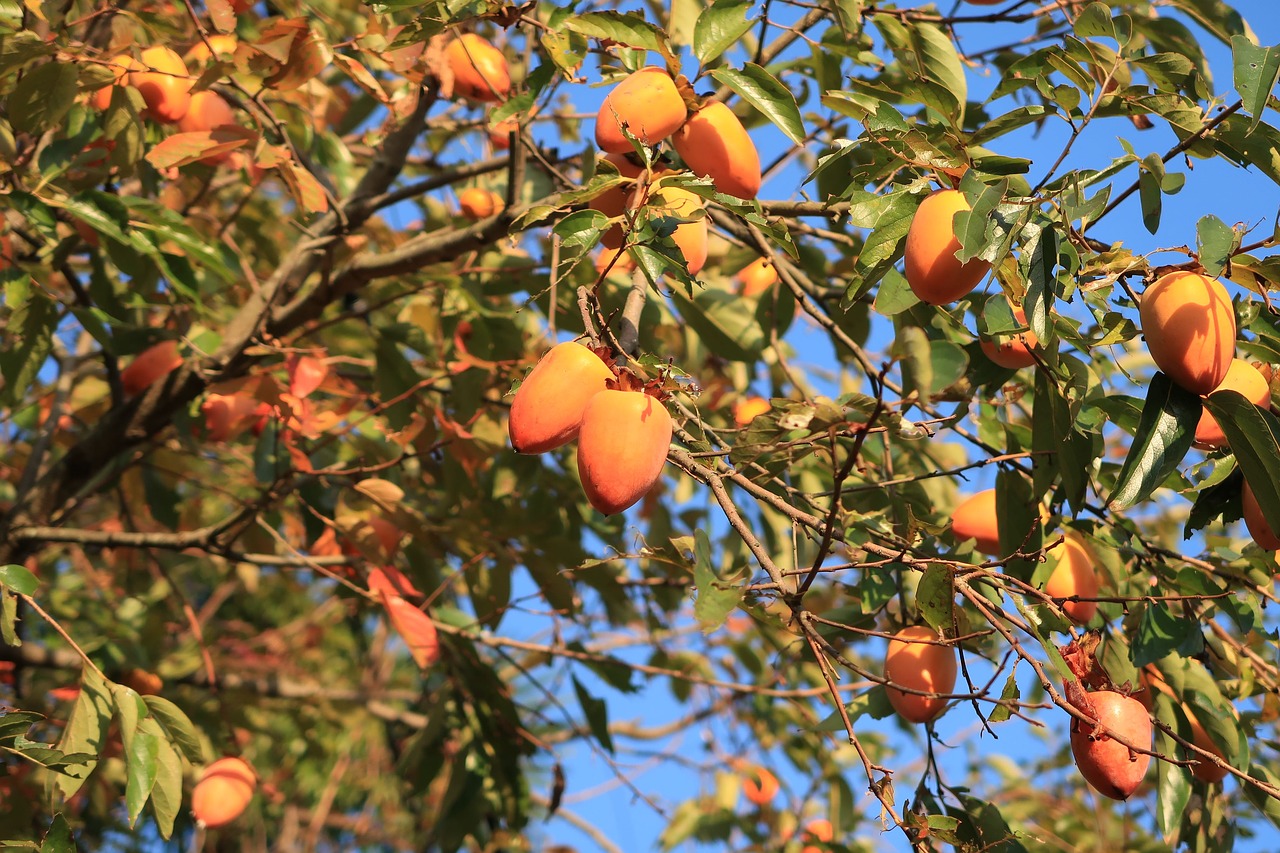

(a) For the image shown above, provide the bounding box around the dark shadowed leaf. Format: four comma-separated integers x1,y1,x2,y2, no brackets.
1107,372,1201,511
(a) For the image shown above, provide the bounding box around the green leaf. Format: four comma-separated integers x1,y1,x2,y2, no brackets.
693,529,742,630
669,287,765,362
1196,214,1238,279
693,0,754,66
8,61,79,134
1153,693,1191,836
894,325,931,403
0,564,38,595
1,588,18,647
916,565,954,629
1106,372,1201,511
1073,3,1115,41
39,814,76,853
1202,390,1280,537
571,676,614,754
813,685,895,731
710,64,805,145
1231,35,1280,135
987,673,1019,724
124,721,160,828
1133,602,1203,666
1244,763,1280,829
1022,223,1058,345
149,733,183,840
873,268,920,316
53,668,113,799
142,695,206,765
908,21,967,122
1138,161,1162,234
563,12,665,53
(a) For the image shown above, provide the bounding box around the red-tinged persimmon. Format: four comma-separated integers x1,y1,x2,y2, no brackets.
884,625,957,724
1069,690,1152,801
577,389,673,515
379,589,440,669
508,341,614,454
1242,479,1280,551
904,189,990,305
1195,358,1271,448
176,90,238,164
671,100,761,199
445,34,510,103
192,757,256,829
801,818,834,853
130,46,192,124
739,764,779,806
120,340,183,398
1043,536,1100,624
595,67,687,153
1139,270,1235,395
950,489,1000,556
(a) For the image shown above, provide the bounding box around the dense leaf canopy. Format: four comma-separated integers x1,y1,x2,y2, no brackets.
2,0,1280,851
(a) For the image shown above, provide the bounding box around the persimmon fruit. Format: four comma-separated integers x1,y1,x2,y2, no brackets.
591,152,643,249
121,340,183,397
130,47,192,124
91,54,144,112
192,756,256,828
577,389,672,514
595,67,687,154
980,306,1039,369
884,625,956,724
458,188,504,220
1043,535,1100,624
950,489,1000,556
740,764,779,806
186,34,238,65
445,34,510,103
202,392,263,442
1139,270,1235,394
733,396,770,426
671,100,761,199
737,257,778,297
801,818,834,853
177,91,239,164
508,342,614,454
1195,358,1270,448
1188,715,1230,784
1242,479,1280,551
904,189,990,305
1069,690,1151,801
636,186,707,275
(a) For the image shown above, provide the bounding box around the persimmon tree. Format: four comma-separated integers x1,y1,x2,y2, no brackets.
4,0,1280,851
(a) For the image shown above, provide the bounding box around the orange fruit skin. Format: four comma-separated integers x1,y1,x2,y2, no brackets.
192,757,256,829
671,100,761,199
884,626,957,724
446,34,510,103
577,390,673,514
177,91,238,164
594,246,635,276
1242,479,1280,551
130,47,192,124
1195,358,1271,448
508,342,614,454
120,668,163,695
801,818,834,853
1043,536,1099,624
1188,716,1229,784
740,765,779,806
1139,271,1235,395
736,257,778,297
121,340,183,397
91,54,144,112
595,67,687,154
591,153,642,249
950,489,1000,556
185,34,238,65
1070,691,1152,800
980,306,1039,369
904,189,991,305
458,188,504,220
636,186,707,275
733,396,770,426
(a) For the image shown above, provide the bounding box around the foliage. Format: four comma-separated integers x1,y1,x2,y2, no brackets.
1,0,1280,851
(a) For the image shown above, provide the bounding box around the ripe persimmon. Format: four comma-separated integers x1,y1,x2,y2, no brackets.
1188,715,1230,784
733,396,770,426
590,152,643,249
634,186,707,275
121,340,183,397
739,764,779,806
445,34,510,103
801,818,834,853
508,342,614,454
883,625,956,724
130,47,192,124
1195,358,1271,448
736,257,778,297
904,189,990,305
980,306,1039,369
1139,270,1235,395
671,100,761,199
577,388,672,514
185,34,238,65
91,54,144,111
192,757,256,828
1043,535,1100,624
1242,479,1280,551
177,91,239,164
458,188,504,220
595,67,687,154
950,489,1000,556
594,245,636,276
1070,690,1151,800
